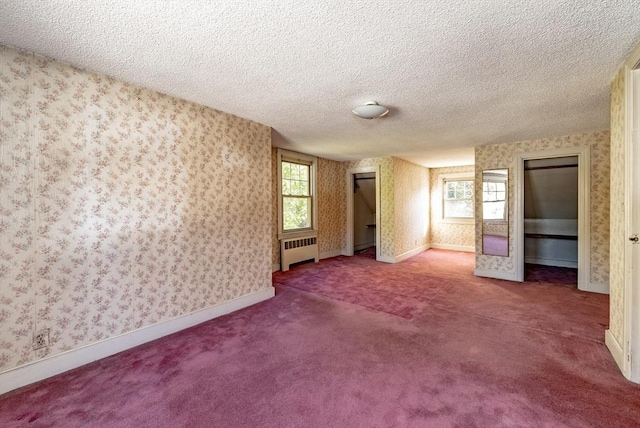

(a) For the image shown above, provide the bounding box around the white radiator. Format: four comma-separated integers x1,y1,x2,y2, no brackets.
280,235,319,272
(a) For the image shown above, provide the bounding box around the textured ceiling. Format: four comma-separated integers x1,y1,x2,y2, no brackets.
1,1,639,167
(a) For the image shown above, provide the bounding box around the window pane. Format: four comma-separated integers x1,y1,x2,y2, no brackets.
283,197,312,230
483,201,506,220
444,199,474,218
282,162,291,179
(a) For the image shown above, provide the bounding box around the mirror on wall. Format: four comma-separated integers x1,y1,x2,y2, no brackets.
482,169,509,256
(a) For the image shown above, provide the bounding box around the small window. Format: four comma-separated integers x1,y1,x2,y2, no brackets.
278,149,317,238
443,180,474,219
482,181,506,220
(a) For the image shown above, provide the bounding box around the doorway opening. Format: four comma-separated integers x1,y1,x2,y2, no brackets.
514,146,593,292
523,156,578,285
346,166,380,260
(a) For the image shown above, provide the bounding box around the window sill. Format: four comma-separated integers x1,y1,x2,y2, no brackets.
279,230,317,241
440,218,474,225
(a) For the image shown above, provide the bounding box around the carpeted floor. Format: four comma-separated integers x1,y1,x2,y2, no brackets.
1,249,639,427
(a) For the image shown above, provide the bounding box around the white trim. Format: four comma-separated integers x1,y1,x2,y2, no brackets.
430,243,475,252
606,329,625,373
346,166,381,261
474,268,518,281
377,255,395,263
514,146,590,292
524,257,578,269
0,288,274,395
320,249,343,259
272,263,280,272
584,282,610,295
394,244,430,263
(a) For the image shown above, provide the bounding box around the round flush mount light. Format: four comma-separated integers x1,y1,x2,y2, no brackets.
352,101,389,119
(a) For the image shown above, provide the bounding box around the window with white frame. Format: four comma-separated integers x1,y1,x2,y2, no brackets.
278,149,317,237
443,177,474,220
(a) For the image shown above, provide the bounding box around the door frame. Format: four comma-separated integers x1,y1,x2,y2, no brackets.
513,147,592,291
346,166,381,260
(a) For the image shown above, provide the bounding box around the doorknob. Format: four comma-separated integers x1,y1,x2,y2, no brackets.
630,234,639,243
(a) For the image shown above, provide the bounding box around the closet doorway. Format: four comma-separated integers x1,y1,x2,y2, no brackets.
514,146,595,292
346,166,380,260
523,156,578,271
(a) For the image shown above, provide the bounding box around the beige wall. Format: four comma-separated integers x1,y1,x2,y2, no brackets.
0,45,272,372
270,150,346,267
271,156,429,263
429,165,475,249
317,157,346,257
474,131,610,289
393,158,430,256
346,158,396,259
609,68,626,344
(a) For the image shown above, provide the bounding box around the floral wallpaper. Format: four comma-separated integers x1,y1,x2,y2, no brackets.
271,155,427,265
346,157,395,259
429,165,476,248
474,131,610,289
609,68,626,345
270,151,346,267
271,147,280,267
393,158,430,256
317,157,346,257
0,45,272,372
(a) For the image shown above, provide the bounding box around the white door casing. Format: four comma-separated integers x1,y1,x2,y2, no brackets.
513,147,592,291
345,166,381,260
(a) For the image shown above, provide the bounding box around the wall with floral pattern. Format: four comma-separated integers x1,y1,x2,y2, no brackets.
0,45,272,372
317,157,346,257
429,165,476,249
474,131,610,290
393,158,430,256
270,150,346,267
346,157,395,259
608,68,626,345
271,147,280,267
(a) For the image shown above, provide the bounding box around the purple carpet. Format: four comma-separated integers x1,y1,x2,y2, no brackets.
1,249,639,427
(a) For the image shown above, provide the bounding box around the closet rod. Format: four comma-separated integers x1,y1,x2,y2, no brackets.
524,164,578,171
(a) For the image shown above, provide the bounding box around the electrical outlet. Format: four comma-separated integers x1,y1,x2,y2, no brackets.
33,329,50,350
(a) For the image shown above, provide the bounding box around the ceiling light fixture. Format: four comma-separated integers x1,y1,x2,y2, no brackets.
352,101,389,119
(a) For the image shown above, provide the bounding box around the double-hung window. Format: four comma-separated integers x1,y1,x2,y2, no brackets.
278,149,317,237
442,178,474,220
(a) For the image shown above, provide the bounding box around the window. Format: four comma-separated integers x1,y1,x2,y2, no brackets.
482,180,506,220
443,179,474,219
278,149,317,237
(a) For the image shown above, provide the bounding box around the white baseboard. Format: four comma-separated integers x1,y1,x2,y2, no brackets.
320,249,343,259
605,329,625,374
378,255,395,263
430,243,475,253
524,256,578,269
272,263,280,272
582,282,610,295
474,268,518,281
395,244,430,263
0,288,275,395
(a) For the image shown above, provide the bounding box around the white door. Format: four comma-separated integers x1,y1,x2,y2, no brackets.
630,69,640,380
